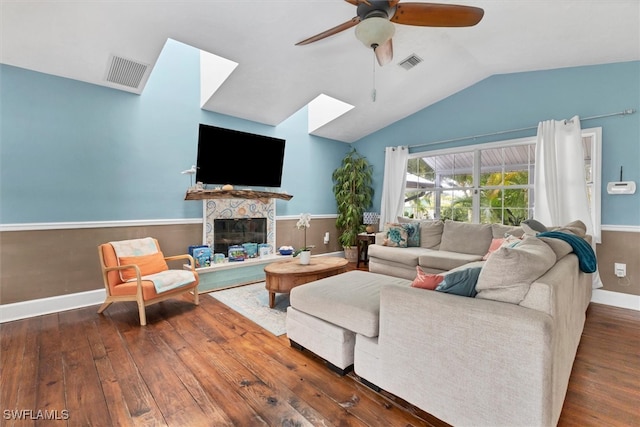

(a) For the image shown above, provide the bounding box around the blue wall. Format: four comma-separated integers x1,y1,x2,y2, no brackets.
0,39,348,223
354,61,640,226
2,41,637,226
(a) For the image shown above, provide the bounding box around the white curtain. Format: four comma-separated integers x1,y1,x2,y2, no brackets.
379,146,408,227
535,116,603,288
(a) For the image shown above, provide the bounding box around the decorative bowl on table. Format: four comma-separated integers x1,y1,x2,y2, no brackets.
278,246,294,256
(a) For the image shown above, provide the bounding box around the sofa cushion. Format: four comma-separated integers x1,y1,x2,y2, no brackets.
476,236,556,304
439,220,493,255
538,236,573,260
550,219,587,237
368,245,430,267
419,250,484,271
420,220,444,249
289,270,411,338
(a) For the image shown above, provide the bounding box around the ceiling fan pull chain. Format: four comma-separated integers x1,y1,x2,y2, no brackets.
372,50,377,102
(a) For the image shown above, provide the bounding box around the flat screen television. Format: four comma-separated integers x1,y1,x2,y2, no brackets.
195,124,286,188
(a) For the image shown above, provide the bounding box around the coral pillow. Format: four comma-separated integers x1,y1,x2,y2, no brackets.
482,238,504,260
411,266,444,290
118,252,169,281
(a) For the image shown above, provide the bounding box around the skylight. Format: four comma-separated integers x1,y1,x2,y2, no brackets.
196,46,352,134
200,50,238,108
307,94,354,133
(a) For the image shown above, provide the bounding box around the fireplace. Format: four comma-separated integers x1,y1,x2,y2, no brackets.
203,198,276,255
213,218,267,255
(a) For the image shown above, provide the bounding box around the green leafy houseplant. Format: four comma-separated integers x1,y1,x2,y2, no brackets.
332,148,374,250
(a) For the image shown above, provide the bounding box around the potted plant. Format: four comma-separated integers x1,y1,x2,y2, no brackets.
293,213,314,265
332,148,374,262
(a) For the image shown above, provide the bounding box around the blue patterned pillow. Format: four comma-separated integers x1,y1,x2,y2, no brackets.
402,222,421,247
384,223,408,248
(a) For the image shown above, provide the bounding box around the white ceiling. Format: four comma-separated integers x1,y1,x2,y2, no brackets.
2,0,639,143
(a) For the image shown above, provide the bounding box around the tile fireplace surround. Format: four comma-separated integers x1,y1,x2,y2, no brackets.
203,198,276,254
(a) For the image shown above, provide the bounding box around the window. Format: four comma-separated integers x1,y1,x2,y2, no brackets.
404,128,601,240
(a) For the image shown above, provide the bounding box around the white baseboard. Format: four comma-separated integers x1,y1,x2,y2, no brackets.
0,289,106,323
591,289,640,311
5,262,632,323
0,251,346,323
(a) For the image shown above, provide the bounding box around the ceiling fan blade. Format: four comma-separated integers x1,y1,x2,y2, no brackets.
344,0,400,7
391,3,484,27
374,38,393,66
295,17,361,45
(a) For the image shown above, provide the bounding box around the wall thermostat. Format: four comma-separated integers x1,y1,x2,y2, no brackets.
606,181,636,195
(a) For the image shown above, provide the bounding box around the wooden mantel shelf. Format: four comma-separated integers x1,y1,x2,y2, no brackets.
185,189,293,201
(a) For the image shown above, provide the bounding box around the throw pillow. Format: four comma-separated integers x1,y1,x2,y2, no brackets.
475,236,556,304
411,266,444,290
403,222,421,247
483,236,522,260
482,238,504,260
383,223,408,248
391,218,422,247
435,267,482,297
118,252,169,281
522,219,548,232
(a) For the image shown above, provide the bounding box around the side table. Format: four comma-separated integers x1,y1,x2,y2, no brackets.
356,233,376,268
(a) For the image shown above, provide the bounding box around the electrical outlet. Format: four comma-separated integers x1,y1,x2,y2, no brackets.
614,263,626,278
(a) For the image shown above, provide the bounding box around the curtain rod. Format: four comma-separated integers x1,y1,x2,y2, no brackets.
409,108,636,150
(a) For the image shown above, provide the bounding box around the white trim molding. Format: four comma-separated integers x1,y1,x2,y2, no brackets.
600,224,640,233
276,214,338,220
1,289,106,323
0,216,341,232
0,218,204,232
591,289,640,311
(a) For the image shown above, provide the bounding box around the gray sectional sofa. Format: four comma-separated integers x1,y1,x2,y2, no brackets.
286,220,594,426
368,219,525,279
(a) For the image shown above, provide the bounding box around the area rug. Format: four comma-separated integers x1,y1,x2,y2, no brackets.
208,282,289,336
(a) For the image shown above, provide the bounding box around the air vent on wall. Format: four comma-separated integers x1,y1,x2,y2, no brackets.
398,54,423,70
105,55,149,89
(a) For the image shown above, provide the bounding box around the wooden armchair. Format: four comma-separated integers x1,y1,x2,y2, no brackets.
97,237,199,325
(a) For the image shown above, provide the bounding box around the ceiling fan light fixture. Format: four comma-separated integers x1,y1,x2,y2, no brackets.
355,17,395,49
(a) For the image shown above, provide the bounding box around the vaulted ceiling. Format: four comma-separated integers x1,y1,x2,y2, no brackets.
2,1,639,143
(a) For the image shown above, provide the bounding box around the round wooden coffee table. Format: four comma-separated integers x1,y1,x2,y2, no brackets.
264,256,348,308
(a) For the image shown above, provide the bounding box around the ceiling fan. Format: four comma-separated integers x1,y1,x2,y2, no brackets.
296,0,484,66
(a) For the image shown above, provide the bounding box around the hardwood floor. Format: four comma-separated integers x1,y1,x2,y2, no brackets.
1,267,639,426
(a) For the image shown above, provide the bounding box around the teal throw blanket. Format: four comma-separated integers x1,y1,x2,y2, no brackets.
537,231,597,273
